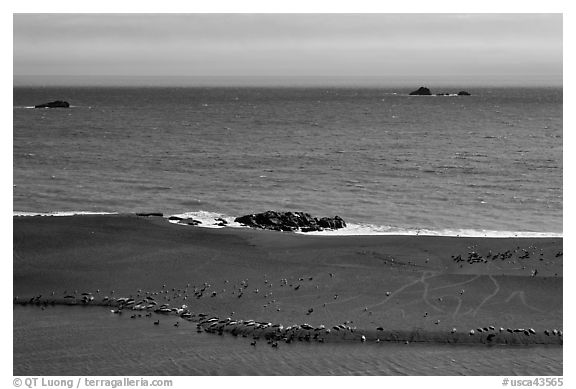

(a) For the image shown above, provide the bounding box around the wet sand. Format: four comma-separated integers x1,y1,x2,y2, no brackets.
13,214,563,374
14,305,562,376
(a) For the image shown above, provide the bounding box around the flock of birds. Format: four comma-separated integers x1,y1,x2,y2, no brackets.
14,243,563,348
452,244,562,277
466,326,562,339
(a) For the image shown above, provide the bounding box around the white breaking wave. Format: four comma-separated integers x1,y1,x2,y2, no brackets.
13,211,118,217
168,210,561,238
167,211,244,229
295,223,563,238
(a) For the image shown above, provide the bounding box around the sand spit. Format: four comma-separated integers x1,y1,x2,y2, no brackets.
14,214,563,348
14,297,562,346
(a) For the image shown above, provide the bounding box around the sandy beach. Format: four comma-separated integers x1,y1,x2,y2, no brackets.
14,215,562,332
13,214,563,374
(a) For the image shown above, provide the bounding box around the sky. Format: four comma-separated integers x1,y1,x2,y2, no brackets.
13,13,562,87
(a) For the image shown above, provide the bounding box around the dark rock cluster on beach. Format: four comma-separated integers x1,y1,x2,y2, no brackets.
234,210,346,232
34,100,70,108
168,215,203,226
409,87,471,96
136,212,164,217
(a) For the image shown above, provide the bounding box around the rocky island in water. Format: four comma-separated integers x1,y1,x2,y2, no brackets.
409,87,471,96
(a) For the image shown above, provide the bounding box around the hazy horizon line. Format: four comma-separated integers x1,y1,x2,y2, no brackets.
13,74,562,88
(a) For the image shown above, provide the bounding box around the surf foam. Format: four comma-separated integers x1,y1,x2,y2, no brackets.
167,211,244,229
295,223,562,238
167,210,561,238
13,211,118,217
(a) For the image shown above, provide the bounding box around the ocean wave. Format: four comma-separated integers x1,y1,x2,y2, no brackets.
296,223,563,238
167,210,244,229
166,211,562,238
13,211,118,217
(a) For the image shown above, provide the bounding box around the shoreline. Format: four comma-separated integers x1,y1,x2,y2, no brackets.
14,213,563,348
12,211,563,239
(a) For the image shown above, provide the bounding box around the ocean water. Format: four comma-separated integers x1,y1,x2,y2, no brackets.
13,86,562,235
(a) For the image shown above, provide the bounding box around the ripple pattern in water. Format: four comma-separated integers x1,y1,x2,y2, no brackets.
13,87,562,234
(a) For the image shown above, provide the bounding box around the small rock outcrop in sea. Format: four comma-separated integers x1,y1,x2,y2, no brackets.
34,100,70,108
234,211,346,232
409,87,432,96
408,87,472,96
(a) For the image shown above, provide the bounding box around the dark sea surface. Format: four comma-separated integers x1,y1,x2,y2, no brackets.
13,87,562,235
13,305,563,376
